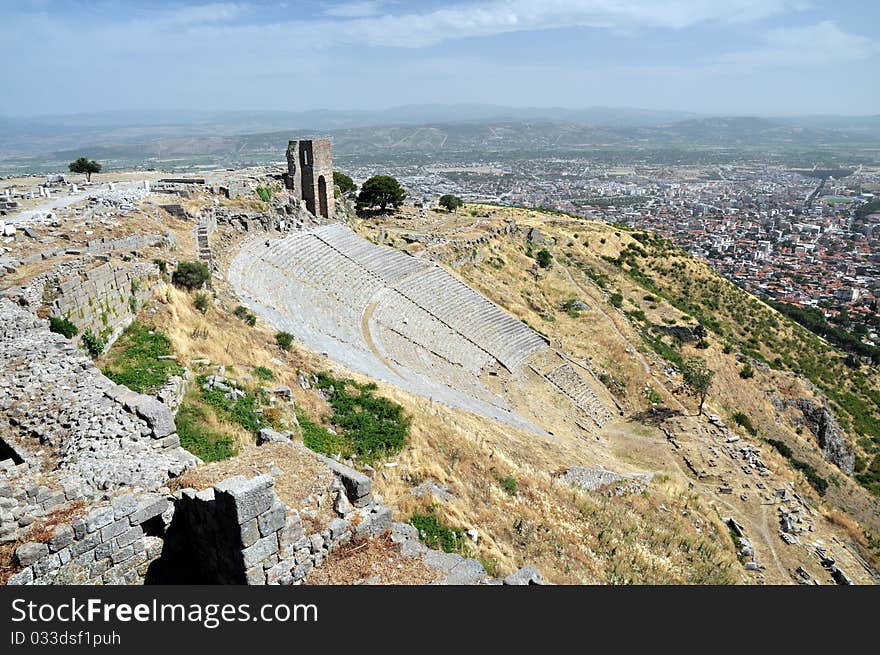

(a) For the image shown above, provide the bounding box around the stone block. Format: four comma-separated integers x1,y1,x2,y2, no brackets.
321,458,371,507
257,501,286,537
112,493,138,519
7,567,34,585
132,395,176,438
101,518,130,542
70,532,101,557
241,534,279,569
129,495,169,525
422,550,463,572
115,525,143,548
240,519,259,548
355,506,392,538
214,475,275,524
503,565,544,585
32,552,61,577
445,558,488,585
85,506,115,533
278,511,304,548
245,566,266,585
111,545,134,564
48,525,74,552
14,542,48,567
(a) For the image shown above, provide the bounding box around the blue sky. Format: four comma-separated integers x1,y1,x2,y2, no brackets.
2,0,878,116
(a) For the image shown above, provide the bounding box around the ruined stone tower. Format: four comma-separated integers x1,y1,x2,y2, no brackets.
286,139,334,220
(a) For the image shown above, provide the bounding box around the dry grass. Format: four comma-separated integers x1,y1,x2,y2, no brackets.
0,500,88,584
305,534,444,585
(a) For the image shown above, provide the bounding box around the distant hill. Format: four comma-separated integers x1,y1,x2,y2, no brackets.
1,108,878,173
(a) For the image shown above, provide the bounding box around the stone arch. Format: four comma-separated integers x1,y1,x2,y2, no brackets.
318,175,329,219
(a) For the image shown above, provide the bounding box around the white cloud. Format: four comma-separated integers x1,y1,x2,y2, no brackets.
323,1,386,18
308,0,803,48
159,3,251,27
718,21,878,66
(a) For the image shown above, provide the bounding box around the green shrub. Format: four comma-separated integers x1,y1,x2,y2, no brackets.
536,249,553,269
644,386,663,405
739,363,755,379
298,409,351,457
193,292,210,314
499,476,518,496
409,511,468,554
609,292,623,308
176,403,236,462
172,261,210,290
81,331,106,357
253,366,275,381
200,381,263,435
48,316,79,339
256,186,272,203
731,411,757,436
765,438,828,496
233,305,257,326
300,372,409,464
275,331,294,351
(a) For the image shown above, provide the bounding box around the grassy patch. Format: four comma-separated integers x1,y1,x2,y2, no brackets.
175,403,237,462
253,366,275,381
499,475,518,496
409,511,469,554
48,316,78,339
304,372,410,464
102,322,183,394
198,378,263,435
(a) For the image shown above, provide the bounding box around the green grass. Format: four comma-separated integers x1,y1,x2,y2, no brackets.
297,409,351,457
253,366,275,381
48,316,78,339
499,475,518,496
409,511,469,554
175,402,236,462
102,322,183,394
198,378,263,435
304,372,410,464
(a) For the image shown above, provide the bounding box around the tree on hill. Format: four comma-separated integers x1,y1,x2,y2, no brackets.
172,261,210,290
439,194,463,212
682,357,715,416
536,248,553,269
68,157,102,182
356,175,406,212
333,171,357,196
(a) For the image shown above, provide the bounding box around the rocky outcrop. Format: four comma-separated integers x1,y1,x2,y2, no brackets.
795,398,855,474
652,323,700,343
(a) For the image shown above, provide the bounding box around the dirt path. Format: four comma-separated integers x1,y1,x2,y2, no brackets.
360,300,406,379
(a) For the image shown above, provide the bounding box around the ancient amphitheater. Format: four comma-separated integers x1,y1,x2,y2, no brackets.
229,222,614,432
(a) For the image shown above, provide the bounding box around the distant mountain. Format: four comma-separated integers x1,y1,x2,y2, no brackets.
623,116,846,146
1,109,878,172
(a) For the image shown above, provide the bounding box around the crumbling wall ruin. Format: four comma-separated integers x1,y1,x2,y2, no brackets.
285,139,334,221
51,261,159,345
0,298,198,563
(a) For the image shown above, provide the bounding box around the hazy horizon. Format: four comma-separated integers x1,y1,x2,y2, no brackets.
4,1,878,117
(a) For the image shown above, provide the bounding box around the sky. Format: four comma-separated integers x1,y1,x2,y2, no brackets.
2,0,878,117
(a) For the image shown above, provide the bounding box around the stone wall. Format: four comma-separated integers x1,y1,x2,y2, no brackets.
0,299,198,555
7,494,171,585
52,261,158,346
